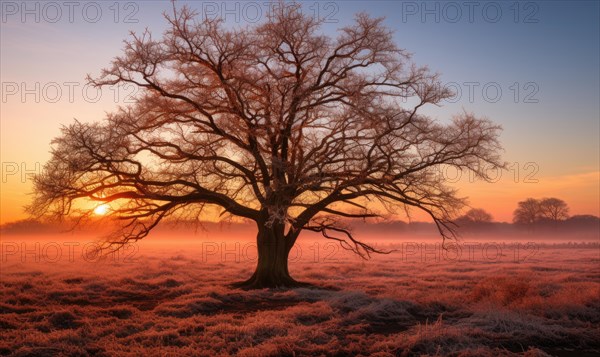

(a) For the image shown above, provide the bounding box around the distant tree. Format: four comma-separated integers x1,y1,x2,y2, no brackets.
458,208,493,224
513,198,541,224
566,215,599,224
513,197,570,225
539,198,569,221
564,215,600,232
28,4,504,288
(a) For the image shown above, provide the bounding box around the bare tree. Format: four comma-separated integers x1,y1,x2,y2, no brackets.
513,198,541,225
513,198,569,226
457,208,493,224
29,4,503,288
539,198,569,221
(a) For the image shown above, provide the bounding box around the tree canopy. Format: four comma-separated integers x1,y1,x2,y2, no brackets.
513,198,570,224
457,208,493,224
29,3,504,287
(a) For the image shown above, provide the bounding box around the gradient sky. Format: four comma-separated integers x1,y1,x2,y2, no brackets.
1,0,598,224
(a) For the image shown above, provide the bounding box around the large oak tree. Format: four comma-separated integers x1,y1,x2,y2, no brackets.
30,4,503,288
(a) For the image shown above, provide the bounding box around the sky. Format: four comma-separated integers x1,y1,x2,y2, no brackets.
0,0,598,224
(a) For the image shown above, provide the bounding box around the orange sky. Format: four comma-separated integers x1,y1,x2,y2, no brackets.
1,164,598,225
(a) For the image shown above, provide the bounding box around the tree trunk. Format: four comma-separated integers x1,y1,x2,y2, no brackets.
232,223,306,289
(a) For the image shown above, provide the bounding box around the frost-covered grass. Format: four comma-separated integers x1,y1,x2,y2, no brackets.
0,236,598,356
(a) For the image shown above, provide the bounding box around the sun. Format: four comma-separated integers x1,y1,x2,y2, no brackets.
93,204,110,215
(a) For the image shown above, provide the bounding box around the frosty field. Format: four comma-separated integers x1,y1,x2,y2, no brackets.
1,235,599,356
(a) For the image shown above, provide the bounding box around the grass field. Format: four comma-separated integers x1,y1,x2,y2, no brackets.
1,234,599,356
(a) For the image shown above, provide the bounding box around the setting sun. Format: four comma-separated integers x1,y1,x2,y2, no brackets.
93,204,109,216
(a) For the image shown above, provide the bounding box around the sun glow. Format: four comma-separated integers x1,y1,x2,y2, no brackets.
93,204,110,215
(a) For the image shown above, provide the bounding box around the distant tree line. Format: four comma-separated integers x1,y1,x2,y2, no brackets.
3,197,597,235
453,198,598,234
513,198,569,224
